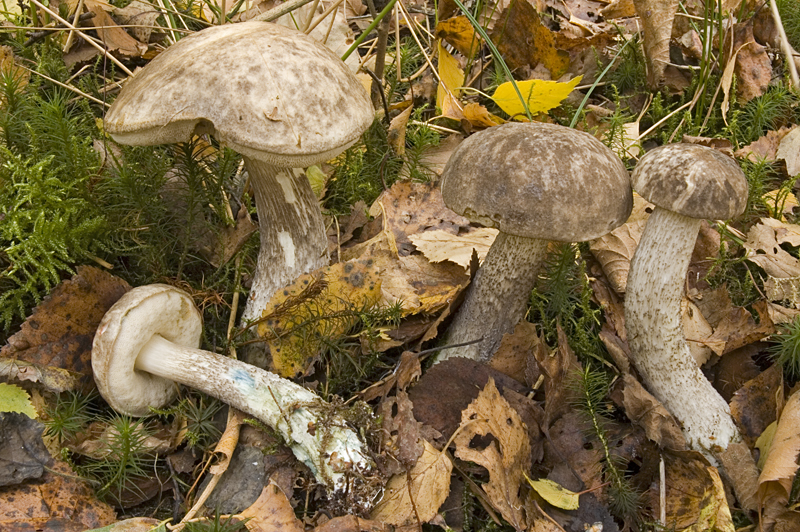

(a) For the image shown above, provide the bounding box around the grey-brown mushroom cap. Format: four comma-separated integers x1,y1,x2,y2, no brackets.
631,143,748,220
440,122,633,242
92,284,203,417
104,21,374,168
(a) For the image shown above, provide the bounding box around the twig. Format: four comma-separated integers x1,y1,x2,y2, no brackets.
252,0,315,22
769,0,800,88
27,0,134,76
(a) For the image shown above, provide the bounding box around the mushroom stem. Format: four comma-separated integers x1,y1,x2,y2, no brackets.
134,333,374,500
242,157,330,324
625,207,741,456
439,233,548,363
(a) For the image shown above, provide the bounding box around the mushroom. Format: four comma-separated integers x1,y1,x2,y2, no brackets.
625,143,748,456
103,21,374,327
92,284,378,508
438,122,632,363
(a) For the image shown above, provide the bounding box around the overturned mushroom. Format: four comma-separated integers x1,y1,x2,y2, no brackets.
438,122,632,363
625,143,747,456
92,284,379,508
103,21,374,328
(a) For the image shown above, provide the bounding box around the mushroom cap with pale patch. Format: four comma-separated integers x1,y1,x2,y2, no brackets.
441,122,633,242
104,21,374,168
92,284,202,417
632,143,748,220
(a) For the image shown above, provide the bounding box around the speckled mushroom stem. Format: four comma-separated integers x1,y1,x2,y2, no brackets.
625,208,741,457
439,233,548,363
242,157,330,325
134,334,376,505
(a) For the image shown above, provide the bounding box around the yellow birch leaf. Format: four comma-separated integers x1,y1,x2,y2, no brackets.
436,40,464,120
0,383,37,418
491,76,582,119
524,475,580,510
258,259,382,377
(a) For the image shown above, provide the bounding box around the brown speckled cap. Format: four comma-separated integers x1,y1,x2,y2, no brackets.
104,21,373,168
632,143,748,220
440,122,632,241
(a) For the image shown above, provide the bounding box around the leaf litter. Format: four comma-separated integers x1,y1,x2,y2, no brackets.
4,0,800,528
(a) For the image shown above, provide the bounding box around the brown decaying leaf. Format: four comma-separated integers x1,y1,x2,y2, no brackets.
409,227,498,270
377,391,424,473
408,357,529,447
718,441,760,512
700,301,775,356
112,0,162,43
757,390,800,507
343,229,469,316
731,363,781,445
489,320,543,385
682,298,714,364
1,266,130,377
0,460,115,530
454,378,531,530
536,325,582,428
544,410,604,493
621,373,687,450
387,105,413,156
435,16,480,58
777,126,800,177
643,451,734,532
84,0,148,56
490,0,570,78
235,481,304,532
731,21,771,103
314,515,387,532
632,0,678,88
370,440,453,526
367,180,471,257
735,126,794,163
589,193,653,294
0,358,81,393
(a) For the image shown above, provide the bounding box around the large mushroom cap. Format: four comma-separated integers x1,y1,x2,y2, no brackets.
441,122,632,241
92,285,202,416
104,21,374,168
632,143,748,220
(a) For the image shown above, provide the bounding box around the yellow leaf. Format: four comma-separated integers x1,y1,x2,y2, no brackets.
436,40,464,120
0,383,37,418
491,76,582,119
258,259,382,377
525,474,580,510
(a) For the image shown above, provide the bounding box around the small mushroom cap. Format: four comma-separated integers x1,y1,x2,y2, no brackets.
92,284,202,416
104,21,373,168
631,143,748,220
441,122,632,241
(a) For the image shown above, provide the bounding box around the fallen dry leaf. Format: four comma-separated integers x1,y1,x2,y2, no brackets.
621,373,687,450
409,227,498,269
370,440,453,526
435,16,480,58
718,441,760,512
777,125,800,177
491,0,569,78
730,364,781,446
84,0,148,57
387,105,413,156
757,390,800,508
589,193,653,293
376,390,424,472
745,218,800,278
644,451,734,532
633,0,678,88
367,180,471,257
258,258,382,377
112,0,162,43
1,266,130,377
699,301,775,356
0,460,116,530
682,298,715,365
731,21,771,102
235,481,304,532
489,320,544,386
454,378,531,530
735,126,793,163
